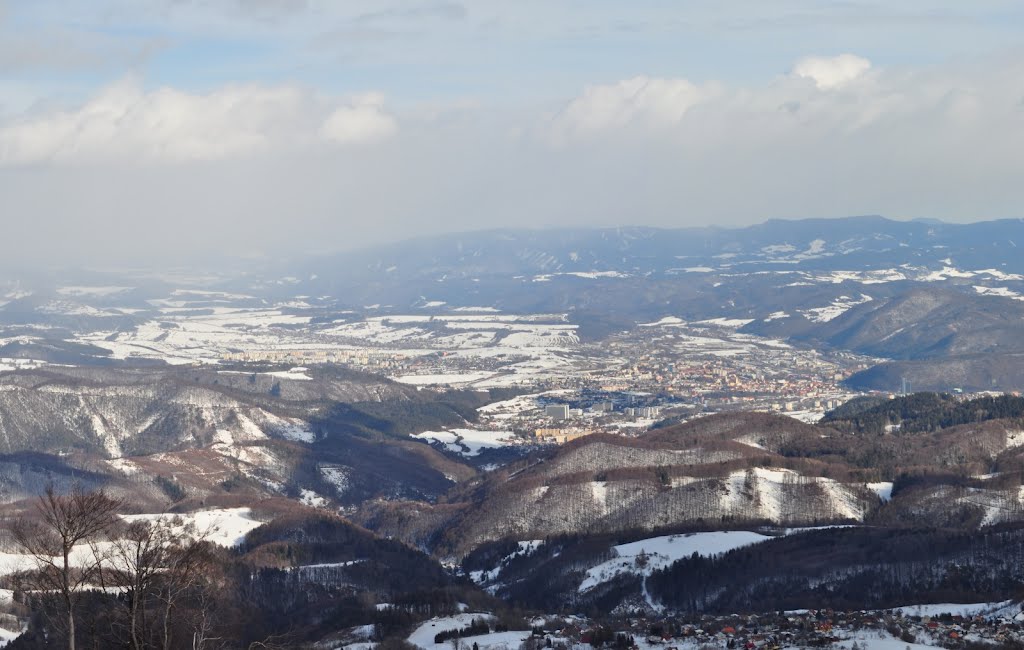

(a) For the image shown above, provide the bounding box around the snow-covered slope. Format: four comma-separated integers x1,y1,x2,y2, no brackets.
0,371,311,458
579,531,771,592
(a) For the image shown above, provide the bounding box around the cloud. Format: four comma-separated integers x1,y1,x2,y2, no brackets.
354,2,467,24
0,24,164,74
320,93,398,144
4,51,1024,267
544,53,880,143
550,76,714,140
792,54,872,89
0,80,396,164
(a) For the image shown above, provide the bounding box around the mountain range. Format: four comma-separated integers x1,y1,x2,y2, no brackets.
8,216,1024,643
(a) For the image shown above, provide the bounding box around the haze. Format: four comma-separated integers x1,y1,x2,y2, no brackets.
2,0,1024,267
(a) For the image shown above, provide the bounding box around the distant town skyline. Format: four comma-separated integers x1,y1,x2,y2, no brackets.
3,1,1024,265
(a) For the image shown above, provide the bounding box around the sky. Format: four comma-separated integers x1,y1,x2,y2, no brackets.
2,0,1024,265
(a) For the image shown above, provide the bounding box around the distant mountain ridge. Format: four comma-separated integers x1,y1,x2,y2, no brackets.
279,216,1024,390
9,215,1024,389
0,365,501,509
296,215,1024,286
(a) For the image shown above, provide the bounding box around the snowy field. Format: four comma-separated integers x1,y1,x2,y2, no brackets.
636,317,800,359
890,600,1017,618
975,285,1024,300
412,429,521,456
776,265,1024,287
0,508,263,647
122,507,264,547
24,286,868,413
0,358,46,373
476,390,571,422
408,614,532,650
76,307,315,365
63,299,585,388
0,508,263,582
579,531,772,592
395,372,497,386
0,628,19,648
834,631,946,650
579,523,871,594
800,294,874,323
13,281,869,402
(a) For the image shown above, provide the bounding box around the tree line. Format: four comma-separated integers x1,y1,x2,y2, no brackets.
647,524,1024,614
3,485,494,650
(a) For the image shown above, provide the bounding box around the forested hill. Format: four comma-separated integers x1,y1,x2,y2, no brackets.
820,393,1024,435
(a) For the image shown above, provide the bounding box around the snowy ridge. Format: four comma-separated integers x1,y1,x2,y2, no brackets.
454,463,875,554
800,294,873,323
718,468,866,522
469,540,544,585
0,375,317,460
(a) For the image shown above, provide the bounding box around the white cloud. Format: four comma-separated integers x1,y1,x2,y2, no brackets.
4,52,1024,266
320,93,398,144
0,80,396,164
551,76,713,138
792,54,872,90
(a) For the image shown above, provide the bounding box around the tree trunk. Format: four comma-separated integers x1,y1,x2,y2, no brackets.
163,602,172,650
67,605,75,650
130,589,142,650
65,546,75,650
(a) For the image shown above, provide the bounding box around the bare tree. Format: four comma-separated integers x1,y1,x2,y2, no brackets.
247,631,296,650
11,483,123,650
106,519,179,650
157,533,218,650
105,516,224,650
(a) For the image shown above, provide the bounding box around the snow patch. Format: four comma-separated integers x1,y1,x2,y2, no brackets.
320,466,351,496
639,316,685,327
579,531,771,592
300,489,327,508
395,372,496,386
1006,431,1024,449
412,429,518,457
974,285,1024,300
921,266,977,281
266,367,313,381
590,481,608,514
891,600,1016,618
977,269,1024,281
122,508,262,547
868,482,894,502
692,317,755,328
57,286,133,297
277,421,316,443
801,294,873,323
564,271,629,279
408,614,506,650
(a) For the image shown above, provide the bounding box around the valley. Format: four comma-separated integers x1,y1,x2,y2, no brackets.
4,217,1024,647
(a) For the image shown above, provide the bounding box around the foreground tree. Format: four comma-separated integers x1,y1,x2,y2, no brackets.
11,484,123,650
107,519,177,650
106,517,222,650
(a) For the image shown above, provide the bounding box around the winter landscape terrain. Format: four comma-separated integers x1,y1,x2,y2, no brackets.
6,217,1024,648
